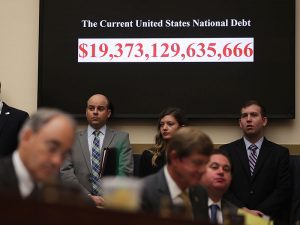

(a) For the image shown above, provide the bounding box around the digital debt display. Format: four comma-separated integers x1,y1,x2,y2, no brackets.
38,0,295,119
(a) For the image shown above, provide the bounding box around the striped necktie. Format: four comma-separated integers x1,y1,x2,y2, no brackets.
91,130,101,195
248,144,258,176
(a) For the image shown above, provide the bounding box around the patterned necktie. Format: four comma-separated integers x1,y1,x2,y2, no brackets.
248,144,258,176
179,191,193,219
210,204,219,224
91,130,101,195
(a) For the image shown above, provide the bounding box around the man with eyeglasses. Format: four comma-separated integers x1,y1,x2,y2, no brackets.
60,94,133,207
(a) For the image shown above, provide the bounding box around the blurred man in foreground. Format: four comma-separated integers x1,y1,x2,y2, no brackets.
141,127,213,220
0,108,88,205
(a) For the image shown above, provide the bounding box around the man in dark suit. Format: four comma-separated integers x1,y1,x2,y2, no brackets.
0,82,29,157
220,100,291,223
0,108,87,205
197,150,239,224
141,127,214,221
60,94,133,207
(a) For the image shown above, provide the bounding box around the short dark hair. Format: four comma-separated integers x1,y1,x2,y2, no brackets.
240,100,267,117
166,127,213,164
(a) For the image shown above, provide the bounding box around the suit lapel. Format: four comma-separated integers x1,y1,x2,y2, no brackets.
251,138,271,179
236,139,252,177
0,103,10,135
190,186,209,220
78,130,92,172
102,127,115,150
157,169,170,195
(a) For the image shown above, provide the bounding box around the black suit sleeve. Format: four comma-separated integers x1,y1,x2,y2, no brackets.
256,147,291,215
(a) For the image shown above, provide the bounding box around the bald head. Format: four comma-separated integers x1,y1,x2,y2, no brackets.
86,94,111,129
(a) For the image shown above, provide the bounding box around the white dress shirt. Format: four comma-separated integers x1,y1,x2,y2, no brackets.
0,101,3,115
163,166,189,206
12,151,35,198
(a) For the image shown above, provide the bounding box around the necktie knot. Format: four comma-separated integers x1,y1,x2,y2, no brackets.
248,144,258,153
210,204,219,224
93,130,100,137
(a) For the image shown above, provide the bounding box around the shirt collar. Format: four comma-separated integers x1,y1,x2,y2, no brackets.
208,197,222,208
12,151,35,198
243,136,264,150
0,101,3,115
164,166,187,200
87,124,106,137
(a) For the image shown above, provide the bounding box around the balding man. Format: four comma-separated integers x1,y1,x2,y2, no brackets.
60,94,133,206
0,108,76,200
0,81,29,157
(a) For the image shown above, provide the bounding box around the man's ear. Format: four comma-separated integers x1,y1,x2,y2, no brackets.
107,109,112,118
169,150,180,164
20,128,33,142
262,117,268,127
238,119,242,128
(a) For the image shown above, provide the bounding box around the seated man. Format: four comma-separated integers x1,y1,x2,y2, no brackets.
198,150,239,224
0,108,89,206
141,127,214,220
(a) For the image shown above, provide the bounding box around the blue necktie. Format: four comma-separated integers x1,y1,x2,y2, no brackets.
210,204,219,224
248,144,258,176
91,130,101,195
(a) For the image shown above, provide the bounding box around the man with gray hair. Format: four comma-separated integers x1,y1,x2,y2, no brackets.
0,108,76,201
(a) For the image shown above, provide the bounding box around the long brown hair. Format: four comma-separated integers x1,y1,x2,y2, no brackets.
151,107,187,166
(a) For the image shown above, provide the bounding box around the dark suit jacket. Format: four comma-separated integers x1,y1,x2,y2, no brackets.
0,102,29,157
0,155,22,199
0,155,93,206
60,127,133,195
192,185,239,222
220,138,291,220
141,168,208,221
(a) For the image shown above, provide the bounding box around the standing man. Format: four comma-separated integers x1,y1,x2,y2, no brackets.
141,127,213,220
0,109,76,200
60,94,133,206
220,100,291,222
0,82,29,157
197,150,239,224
